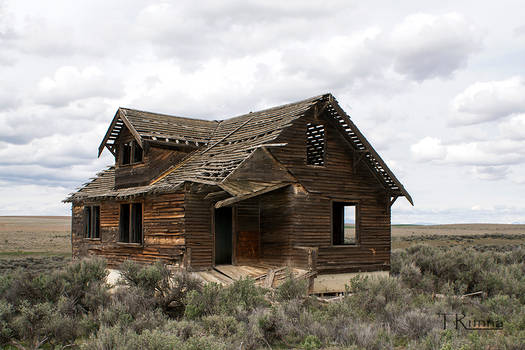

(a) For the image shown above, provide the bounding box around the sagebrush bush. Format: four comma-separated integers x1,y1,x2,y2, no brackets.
119,260,202,316
273,273,308,302
1,245,524,349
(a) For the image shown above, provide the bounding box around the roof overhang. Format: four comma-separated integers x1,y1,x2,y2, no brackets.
215,182,291,208
324,95,414,206
98,108,143,157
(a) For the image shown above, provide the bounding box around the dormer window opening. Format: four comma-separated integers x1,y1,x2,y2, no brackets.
120,140,143,165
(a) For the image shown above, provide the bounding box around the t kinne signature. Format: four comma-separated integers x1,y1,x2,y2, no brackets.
437,313,503,330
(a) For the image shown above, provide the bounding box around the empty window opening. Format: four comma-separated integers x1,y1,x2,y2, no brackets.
83,205,100,239
119,203,143,243
133,142,143,163
332,202,358,245
120,141,143,165
306,123,325,166
121,143,132,165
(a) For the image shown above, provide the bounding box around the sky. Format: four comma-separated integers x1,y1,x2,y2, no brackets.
0,0,524,224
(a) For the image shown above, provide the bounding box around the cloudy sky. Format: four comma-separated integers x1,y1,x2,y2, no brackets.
0,0,524,223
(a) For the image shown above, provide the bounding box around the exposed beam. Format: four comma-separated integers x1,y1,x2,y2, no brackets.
215,183,290,208
118,109,143,149
98,110,121,157
327,99,414,206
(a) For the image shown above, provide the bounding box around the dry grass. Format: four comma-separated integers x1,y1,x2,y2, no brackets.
392,223,525,237
0,216,71,257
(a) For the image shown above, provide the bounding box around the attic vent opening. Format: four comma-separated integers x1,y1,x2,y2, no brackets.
306,123,325,166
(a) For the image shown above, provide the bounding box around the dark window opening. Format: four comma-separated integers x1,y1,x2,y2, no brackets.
83,205,100,239
119,203,142,243
121,143,132,165
133,142,143,163
120,140,143,165
332,202,358,245
306,123,325,166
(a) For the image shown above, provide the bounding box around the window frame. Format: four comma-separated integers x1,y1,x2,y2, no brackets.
305,122,326,167
331,200,360,246
118,201,144,245
83,204,101,240
119,140,144,166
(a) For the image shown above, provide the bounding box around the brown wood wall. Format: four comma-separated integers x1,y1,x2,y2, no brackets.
71,193,186,268
115,145,188,189
235,199,260,263
184,185,214,271
269,109,391,273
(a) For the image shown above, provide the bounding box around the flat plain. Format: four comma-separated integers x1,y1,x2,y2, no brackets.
1,216,524,258
0,216,71,257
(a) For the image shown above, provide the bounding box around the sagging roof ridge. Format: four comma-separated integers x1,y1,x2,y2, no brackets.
69,93,413,205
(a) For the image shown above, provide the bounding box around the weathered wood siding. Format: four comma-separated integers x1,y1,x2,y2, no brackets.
115,145,188,189
258,186,295,266
235,199,260,263
270,109,391,273
184,185,214,271
71,193,186,268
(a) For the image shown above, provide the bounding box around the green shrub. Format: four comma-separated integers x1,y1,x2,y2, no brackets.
201,315,241,338
219,277,268,315
184,282,222,319
0,300,14,345
119,260,202,316
273,273,308,302
302,334,322,350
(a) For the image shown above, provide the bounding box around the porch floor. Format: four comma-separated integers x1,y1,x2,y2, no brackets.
193,264,310,289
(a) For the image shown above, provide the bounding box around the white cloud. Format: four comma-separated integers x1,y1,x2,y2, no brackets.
469,166,509,181
412,137,525,167
35,66,123,107
0,0,523,222
0,181,70,215
452,76,525,125
499,114,525,140
410,137,446,161
388,13,481,81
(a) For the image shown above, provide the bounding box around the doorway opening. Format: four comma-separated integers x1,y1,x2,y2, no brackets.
214,207,232,264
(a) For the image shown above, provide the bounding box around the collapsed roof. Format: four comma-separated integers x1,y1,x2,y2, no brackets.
66,94,413,205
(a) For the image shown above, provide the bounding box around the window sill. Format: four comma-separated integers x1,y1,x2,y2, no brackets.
83,238,101,241
329,244,360,248
118,162,144,168
116,242,143,247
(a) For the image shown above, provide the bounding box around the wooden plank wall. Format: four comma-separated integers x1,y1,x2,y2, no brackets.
258,187,294,266
235,199,260,263
115,145,189,189
71,193,186,268
270,109,391,274
184,185,214,271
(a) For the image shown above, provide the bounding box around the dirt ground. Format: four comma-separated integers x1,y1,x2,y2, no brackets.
0,216,71,257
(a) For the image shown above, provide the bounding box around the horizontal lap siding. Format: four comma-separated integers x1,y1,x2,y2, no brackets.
71,193,186,268
271,111,391,274
259,187,294,266
115,145,188,189
184,189,213,271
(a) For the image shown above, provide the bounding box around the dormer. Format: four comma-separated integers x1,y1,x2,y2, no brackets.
98,107,218,189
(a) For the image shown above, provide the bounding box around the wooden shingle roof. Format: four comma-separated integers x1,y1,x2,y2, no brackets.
66,94,412,204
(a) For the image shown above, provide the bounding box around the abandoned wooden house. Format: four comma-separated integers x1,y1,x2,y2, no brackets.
65,93,412,293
